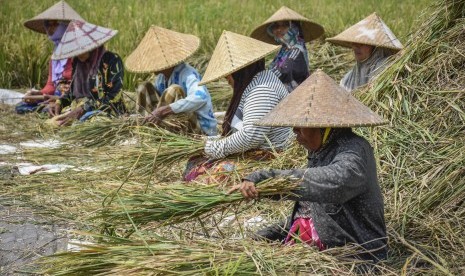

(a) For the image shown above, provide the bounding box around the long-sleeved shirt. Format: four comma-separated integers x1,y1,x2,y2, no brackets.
40,58,73,95
154,63,217,136
244,130,387,262
58,51,126,115
204,70,292,159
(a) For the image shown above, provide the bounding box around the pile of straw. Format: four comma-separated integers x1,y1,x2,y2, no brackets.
40,236,384,275
357,0,465,273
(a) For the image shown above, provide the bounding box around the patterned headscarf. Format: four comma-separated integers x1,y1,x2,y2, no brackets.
72,46,106,99
340,47,393,92
45,20,69,84
267,21,309,69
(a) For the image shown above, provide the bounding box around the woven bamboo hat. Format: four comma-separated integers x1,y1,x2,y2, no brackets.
199,31,280,85
257,69,387,128
24,0,84,34
125,26,201,73
326,13,403,52
52,20,117,60
250,6,324,44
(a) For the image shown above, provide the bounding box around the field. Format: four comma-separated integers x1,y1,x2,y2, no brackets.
1,0,465,275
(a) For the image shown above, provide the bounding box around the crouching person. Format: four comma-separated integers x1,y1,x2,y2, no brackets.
48,20,126,127
229,70,388,263
125,26,217,136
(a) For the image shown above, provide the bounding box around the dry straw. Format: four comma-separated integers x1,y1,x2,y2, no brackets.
40,236,379,275
23,0,84,34
355,0,465,273
326,12,403,52
250,6,325,44
257,69,387,128
125,26,201,73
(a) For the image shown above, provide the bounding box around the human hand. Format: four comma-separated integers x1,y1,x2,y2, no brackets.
143,108,165,125
227,180,258,200
48,103,62,117
57,106,84,126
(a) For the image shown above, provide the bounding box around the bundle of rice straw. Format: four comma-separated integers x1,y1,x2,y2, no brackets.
58,115,192,148
99,178,299,227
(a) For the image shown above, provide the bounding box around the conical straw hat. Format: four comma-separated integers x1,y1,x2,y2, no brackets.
326,13,403,52
24,0,84,34
125,26,201,73
257,69,387,128
250,6,324,44
52,20,117,60
199,31,280,85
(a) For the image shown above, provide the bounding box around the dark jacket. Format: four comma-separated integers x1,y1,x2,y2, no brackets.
59,51,126,115
244,130,387,262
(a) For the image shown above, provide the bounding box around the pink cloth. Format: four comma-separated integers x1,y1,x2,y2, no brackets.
284,217,325,250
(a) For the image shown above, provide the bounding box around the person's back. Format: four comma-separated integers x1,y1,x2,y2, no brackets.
165,63,217,136
231,70,291,149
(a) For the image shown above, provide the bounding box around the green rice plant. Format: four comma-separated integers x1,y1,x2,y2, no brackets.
0,0,433,89
98,178,299,227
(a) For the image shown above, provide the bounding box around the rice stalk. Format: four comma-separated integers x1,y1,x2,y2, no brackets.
98,178,299,227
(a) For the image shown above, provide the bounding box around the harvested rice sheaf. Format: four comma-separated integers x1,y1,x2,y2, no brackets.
98,178,299,227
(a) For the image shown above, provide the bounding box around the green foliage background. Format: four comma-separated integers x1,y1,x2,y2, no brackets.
0,0,432,90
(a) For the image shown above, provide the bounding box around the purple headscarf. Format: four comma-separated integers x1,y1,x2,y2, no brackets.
45,21,69,84
72,46,106,99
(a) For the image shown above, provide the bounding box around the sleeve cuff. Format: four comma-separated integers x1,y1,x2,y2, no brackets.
169,102,182,113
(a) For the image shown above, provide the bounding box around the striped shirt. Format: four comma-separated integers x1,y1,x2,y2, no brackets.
205,70,292,159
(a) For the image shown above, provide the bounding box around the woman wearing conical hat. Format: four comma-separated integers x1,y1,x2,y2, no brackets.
327,13,403,92
48,20,126,126
229,70,387,262
125,26,217,136
16,0,83,114
250,6,324,92
182,31,293,182
202,31,292,158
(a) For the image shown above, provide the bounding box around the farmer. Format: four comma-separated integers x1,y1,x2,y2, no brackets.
48,20,126,126
16,0,83,114
250,6,324,92
127,26,217,136
229,70,388,262
183,31,292,182
327,13,403,92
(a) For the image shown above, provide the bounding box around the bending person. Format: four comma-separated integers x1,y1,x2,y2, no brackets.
250,6,324,92
17,0,83,114
326,13,403,92
49,20,126,126
126,26,217,136
230,70,388,263
200,31,292,159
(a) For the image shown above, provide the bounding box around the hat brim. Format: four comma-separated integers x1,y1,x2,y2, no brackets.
24,19,72,34
255,120,387,128
52,30,118,60
326,37,402,52
251,20,325,44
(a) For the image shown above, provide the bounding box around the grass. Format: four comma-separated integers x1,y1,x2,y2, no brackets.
0,0,433,90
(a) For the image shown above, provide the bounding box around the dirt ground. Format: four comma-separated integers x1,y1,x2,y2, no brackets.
0,188,67,275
